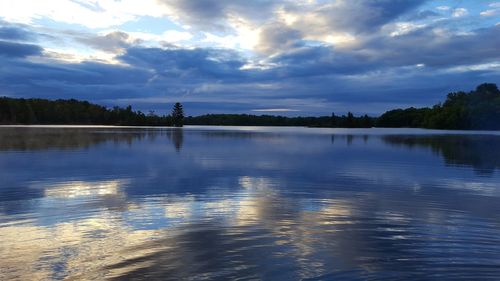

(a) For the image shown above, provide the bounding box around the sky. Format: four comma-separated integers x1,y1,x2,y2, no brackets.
0,0,499,116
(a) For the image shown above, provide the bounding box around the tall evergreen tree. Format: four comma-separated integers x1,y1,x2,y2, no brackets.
171,102,184,127
331,112,337,127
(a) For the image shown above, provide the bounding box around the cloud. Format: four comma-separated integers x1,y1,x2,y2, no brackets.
452,8,468,18
327,0,427,33
436,6,451,11
77,31,134,53
255,23,303,55
407,10,440,21
480,9,500,17
118,46,247,79
234,0,429,55
124,30,193,45
280,0,428,39
157,0,284,32
269,46,372,76
376,25,500,68
252,108,300,112
0,0,166,28
1,24,499,115
481,3,500,17
0,0,498,115
0,52,152,101
268,25,500,78
0,40,42,57
0,26,33,41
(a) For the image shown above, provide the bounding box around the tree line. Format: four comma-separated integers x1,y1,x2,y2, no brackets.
377,83,500,130
0,83,498,129
184,112,374,128
0,98,185,127
0,97,375,128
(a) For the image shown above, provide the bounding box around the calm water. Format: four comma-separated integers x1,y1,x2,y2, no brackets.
1,126,500,280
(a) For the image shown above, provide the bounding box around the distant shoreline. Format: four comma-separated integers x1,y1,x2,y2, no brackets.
2,125,500,135
1,83,499,130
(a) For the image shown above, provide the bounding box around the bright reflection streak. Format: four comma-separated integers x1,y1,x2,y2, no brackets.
2,128,500,279
238,176,275,190
164,197,195,219
43,180,128,198
0,215,162,280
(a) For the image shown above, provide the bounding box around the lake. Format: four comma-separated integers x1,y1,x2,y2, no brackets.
1,126,500,280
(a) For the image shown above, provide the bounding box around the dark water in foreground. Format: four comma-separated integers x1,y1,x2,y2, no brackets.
1,126,500,280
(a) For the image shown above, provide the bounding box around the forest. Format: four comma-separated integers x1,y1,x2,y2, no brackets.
0,97,375,128
0,83,498,130
0,98,175,126
377,83,500,130
184,112,374,128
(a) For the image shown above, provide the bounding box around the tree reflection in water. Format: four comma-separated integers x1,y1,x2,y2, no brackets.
383,135,500,175
1,127,500,280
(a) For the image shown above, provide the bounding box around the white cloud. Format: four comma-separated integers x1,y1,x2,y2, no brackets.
127,30,193,44
323,33,356,45
41,47,122,64
445,62,500,73
480,3,500,17
201,21,259,50
389,22,427,37
480,9,500,16
0,0,167,28
252,108,300,112
436,6,451,11
452,8,468,18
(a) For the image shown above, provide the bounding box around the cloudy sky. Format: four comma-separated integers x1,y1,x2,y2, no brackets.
0,0,499,115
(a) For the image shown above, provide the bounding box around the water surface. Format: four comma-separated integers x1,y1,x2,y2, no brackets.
1,126,500,280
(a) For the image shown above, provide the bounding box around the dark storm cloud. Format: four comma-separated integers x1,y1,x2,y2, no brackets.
0,51,154,102
366,25,500,68
0,44,254,108
119,46,247,79
348,0,428,31
0,40,42,57
0,21,36,41
0,56,149,86
268,25,500,78
270,46,377,77
0,26,33,41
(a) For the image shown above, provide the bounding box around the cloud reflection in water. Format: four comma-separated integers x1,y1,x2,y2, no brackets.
1,127,500,280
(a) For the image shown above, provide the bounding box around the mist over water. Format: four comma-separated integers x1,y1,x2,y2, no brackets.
1,126,500,280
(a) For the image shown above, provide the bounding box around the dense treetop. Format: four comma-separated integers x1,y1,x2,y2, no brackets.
377,83,500,130
0,98,173,126
184,113,374,128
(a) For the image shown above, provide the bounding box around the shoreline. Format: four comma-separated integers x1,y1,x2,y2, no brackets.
1,124,499,135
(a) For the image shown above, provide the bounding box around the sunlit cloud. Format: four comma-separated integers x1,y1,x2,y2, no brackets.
0,0,166,28
481,3,500,17
436,6,451,11
252,108,301,112
0,0,498,115
452,8,468,18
